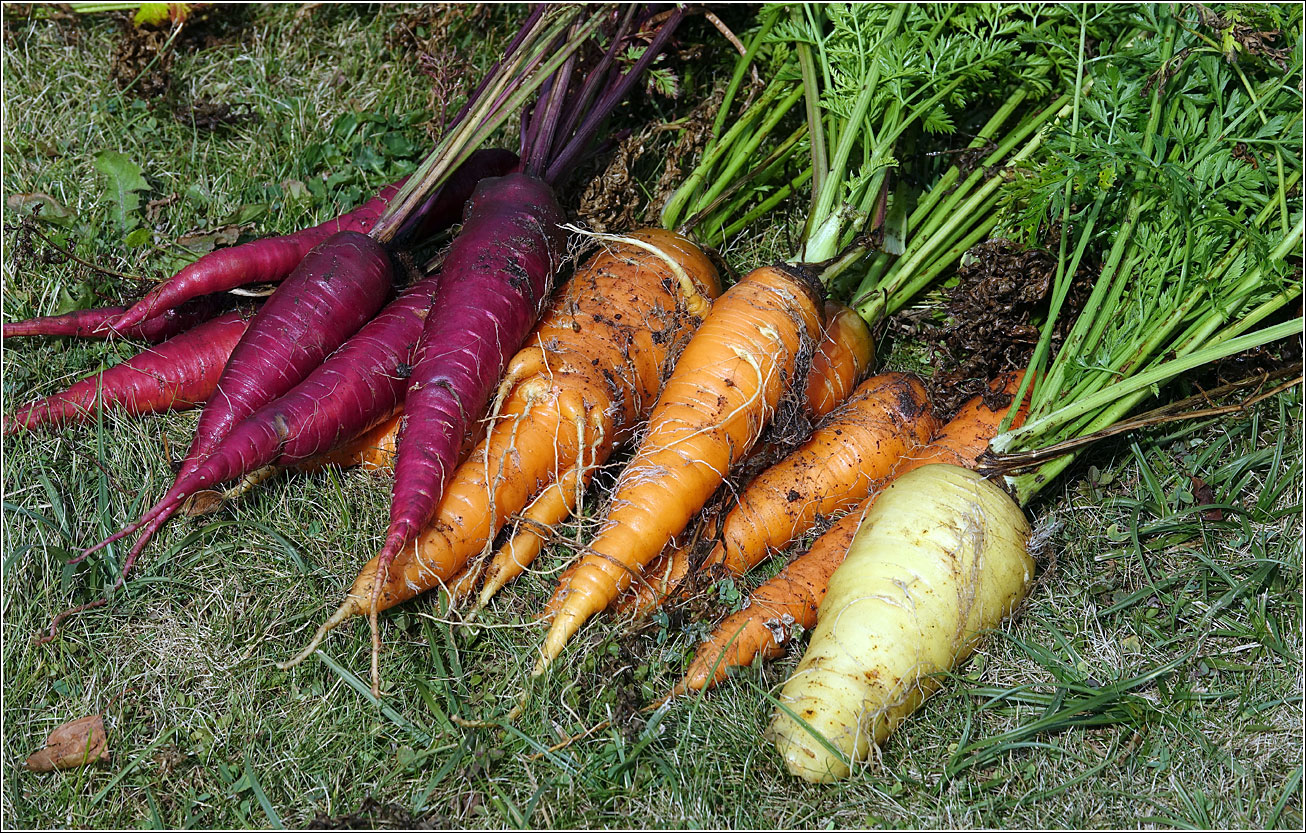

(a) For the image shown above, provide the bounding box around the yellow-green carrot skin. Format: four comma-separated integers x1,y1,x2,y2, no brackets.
768,464,1032,782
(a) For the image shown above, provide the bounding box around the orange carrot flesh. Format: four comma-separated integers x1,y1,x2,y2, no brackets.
708,371,937,576
281,230,720,668
674,371,1032,695
537,264,825,669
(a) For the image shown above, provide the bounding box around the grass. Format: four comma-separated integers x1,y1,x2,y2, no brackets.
3,5,1302,829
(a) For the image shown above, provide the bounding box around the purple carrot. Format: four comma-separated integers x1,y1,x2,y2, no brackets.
126,272,444,524
361,7,688,692
106,149,516,333
3,295,229,344
4,310,251,435
76,230,394,565
377,173,568,571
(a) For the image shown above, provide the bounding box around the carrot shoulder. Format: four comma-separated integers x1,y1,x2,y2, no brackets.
537,263,825,670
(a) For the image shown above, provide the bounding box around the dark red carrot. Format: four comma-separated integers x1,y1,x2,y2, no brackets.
130,272,443,518
3,310,250,435
365,11,687,687
105,149,516,333
3,295,228,344
75,230,394,568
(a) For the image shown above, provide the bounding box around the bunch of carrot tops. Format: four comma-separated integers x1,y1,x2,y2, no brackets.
5,3,1300,783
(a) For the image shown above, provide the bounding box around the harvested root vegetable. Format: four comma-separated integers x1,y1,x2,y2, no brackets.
674,373,1030,695
4,310,251,434
705,371,936,577
135,271,443,522
294,411,403,474
282,228,720,669
3,295,228,344
359,8,688,692
50,231,395,643
104,149,515,333
803,302,874,419
616,311,880,621
768,463,1032,782
537,264,825,670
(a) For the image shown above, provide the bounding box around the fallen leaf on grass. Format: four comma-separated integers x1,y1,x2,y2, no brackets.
25,714,110,772
1190,475,1224,521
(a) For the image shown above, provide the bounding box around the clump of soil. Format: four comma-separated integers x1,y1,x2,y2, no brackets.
176,95,256,132
110,5,248,100
892,238,1090,418
309,797,441,830
110,17,176,98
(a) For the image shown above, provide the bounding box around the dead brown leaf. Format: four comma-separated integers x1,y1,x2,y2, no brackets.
25,714,110,772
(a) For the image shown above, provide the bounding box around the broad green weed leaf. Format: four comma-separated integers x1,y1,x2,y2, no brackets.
93,149,148,231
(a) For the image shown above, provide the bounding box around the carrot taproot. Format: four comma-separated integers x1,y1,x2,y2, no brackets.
770,463,1032,781
294,411,403,474
105,149,515,333
63,231,395,615
279,229,720,671
536,263,826,670
673,371,1030,695
614,307,878,620
4,310,251,435
3,295,228,344
703,371,936,578
184,412,404,517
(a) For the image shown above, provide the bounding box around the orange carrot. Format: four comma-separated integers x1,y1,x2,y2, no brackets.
537,264,825,670
705,371,937,577
280,229,720,669
804,302,874,420
614,310,878,620
674,371,1031,694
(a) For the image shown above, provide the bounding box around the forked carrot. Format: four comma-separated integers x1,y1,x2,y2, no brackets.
280,229,720,671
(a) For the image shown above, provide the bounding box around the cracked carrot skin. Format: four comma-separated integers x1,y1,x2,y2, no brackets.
675,371,1032,696
281,229,720,666
538,263,826,668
